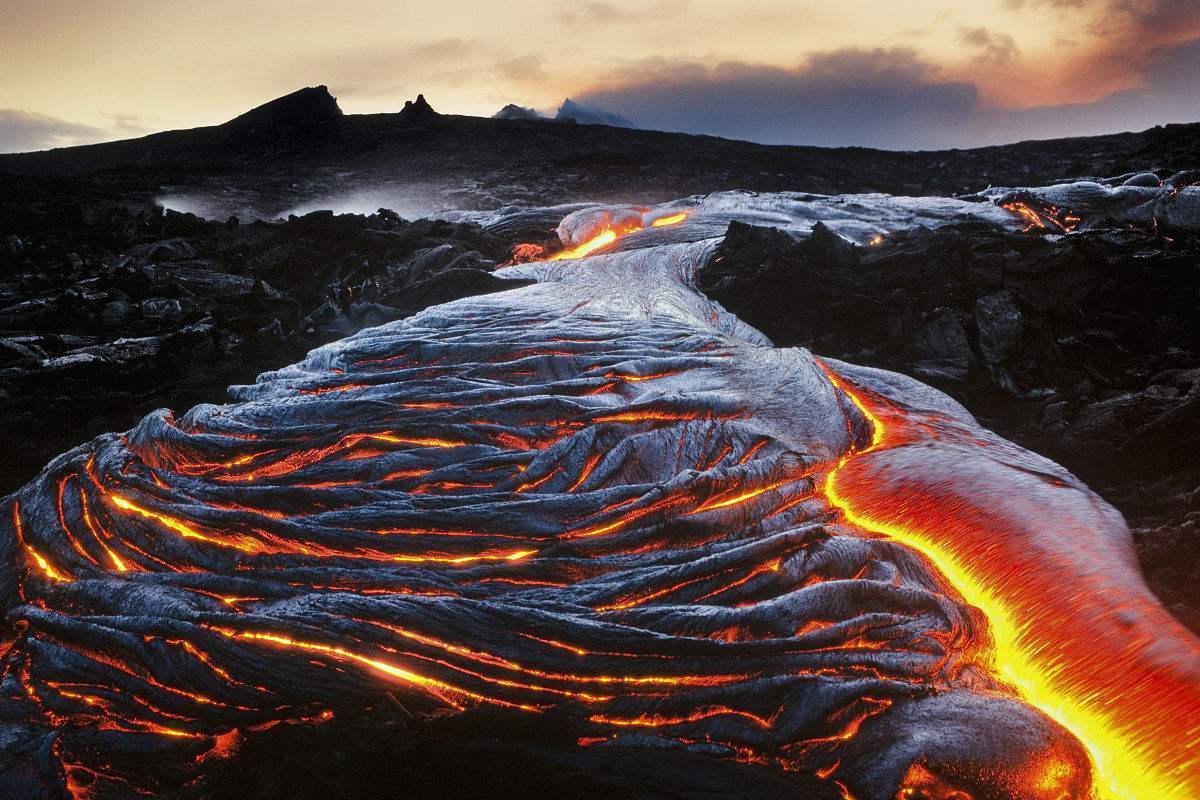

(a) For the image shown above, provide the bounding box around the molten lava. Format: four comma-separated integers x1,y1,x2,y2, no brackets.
818,362,1200,800
535,208,687,261
549,228,618,260
1001,199,1081,232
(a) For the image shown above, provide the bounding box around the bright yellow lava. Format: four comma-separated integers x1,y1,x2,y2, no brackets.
823,372,1198,800
549,229,618,260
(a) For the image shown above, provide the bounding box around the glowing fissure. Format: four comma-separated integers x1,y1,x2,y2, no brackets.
212,628,541,712
1001,200,1081,233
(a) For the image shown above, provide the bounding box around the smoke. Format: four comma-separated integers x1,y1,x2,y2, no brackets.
280,187,444,219
575,49,980,149
156,185,449,222
0,109,110,153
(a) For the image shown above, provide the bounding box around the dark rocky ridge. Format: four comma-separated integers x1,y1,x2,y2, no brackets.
494,104,543,121
1,87,1198,218
555,98,638,128
402,93,437,117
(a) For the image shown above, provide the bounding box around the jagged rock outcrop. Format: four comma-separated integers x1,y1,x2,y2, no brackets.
401,94,437,117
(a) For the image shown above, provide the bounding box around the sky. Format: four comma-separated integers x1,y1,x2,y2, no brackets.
1,0,1198,152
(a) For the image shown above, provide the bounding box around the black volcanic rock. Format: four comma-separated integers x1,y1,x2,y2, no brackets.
401,93,437,117
0,190,534,496
224,85,343,127
184,702,832,800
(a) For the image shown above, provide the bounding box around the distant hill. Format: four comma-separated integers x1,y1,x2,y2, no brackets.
1,87,1196,219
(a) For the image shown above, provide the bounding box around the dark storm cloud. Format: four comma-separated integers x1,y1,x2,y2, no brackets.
0,109,123,153
576,48,981,149
1143,34,1200,95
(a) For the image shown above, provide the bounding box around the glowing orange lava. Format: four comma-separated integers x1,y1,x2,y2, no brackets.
550,229,618,260
818,362,1200,800
1001,200,1081,233
540,209,688,261
650,212,688,227
12,210,1197,800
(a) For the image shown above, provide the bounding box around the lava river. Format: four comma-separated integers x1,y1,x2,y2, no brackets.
1,187,1198,800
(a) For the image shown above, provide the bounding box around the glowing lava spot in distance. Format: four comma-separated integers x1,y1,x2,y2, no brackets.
650,212,688,227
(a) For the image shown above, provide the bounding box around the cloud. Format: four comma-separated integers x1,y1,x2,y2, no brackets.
559,1,630,25
985,33,1200,140
0,109,151,154
1001,0,1086,9
306,38,486,100
557,1,674,26
1143,34,1200,96
999,0,1200,94
959,27,1019,65
572,34,1200,149
1002,0,1200,45
495,54,549,86
576,48,980,149
297,39,557,105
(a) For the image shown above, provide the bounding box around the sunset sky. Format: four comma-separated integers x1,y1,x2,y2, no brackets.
2,0,1198,152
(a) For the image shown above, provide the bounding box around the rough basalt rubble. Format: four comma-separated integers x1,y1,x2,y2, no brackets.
0,193,532,497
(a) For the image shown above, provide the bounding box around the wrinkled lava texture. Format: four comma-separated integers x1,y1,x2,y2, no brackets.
1,109,1199,800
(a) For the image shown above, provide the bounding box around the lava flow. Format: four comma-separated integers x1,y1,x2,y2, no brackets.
0,204,1195,800
819,362,1200,800
518,207,687,262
